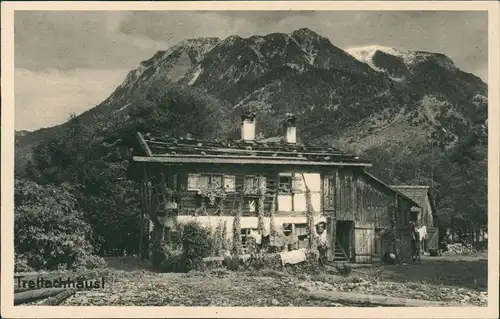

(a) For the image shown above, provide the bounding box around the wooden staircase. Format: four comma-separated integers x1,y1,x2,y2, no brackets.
334,242,350,262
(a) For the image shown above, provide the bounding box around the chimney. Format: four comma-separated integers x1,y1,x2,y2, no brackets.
283,113,297,144
241,111,256,141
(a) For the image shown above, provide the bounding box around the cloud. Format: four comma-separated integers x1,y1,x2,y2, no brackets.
16,11,487,78
116,11,487,80
15,68,129,131
15,11,166,71
14,11,488,130
117,11,250,43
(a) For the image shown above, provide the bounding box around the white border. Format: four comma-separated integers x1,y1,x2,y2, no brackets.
2,2,499,318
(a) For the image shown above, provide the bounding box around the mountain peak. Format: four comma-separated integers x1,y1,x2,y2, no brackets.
346,45,401,60
290,27,322,40
292,27,320,35
346,45,457,76
179,37,221,47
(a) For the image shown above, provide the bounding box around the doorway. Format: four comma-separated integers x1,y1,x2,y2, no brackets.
336,221,354,261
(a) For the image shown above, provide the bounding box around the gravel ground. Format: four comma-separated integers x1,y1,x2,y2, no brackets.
26,253,489,307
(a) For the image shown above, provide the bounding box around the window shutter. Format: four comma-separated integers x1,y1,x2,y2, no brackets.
187,174,201,190
224,175,236,192
291,174,303,193
199,175,210,188
244,176,253,193
258,176,267,193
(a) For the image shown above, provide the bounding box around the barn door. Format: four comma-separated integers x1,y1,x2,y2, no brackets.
354,223,374,263
427,227,439,250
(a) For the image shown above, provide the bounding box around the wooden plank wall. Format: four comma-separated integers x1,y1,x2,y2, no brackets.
324,168,409,227
322,168,416,262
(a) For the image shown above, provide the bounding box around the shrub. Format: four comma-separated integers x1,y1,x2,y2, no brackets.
245,252,282,270
159,244,184,272
15,255,34,273
14,179,105,271
181,221,213,271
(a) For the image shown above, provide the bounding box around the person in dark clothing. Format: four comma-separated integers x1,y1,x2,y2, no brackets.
410,223,421,262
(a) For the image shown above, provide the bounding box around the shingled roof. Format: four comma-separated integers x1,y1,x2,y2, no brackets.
390,185,437,217
132,132,372,166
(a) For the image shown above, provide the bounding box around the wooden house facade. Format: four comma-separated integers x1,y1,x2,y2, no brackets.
128,113,422,263
390,185,439,252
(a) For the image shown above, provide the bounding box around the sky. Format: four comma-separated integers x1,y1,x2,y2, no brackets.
14,11,488,131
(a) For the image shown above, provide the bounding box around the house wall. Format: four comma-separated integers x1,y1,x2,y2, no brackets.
323,169,415,263
323,169,412,227
391,187,435,228
141,163,416,262
150,164,326,217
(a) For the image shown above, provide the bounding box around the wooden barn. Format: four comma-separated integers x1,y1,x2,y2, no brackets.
390,185,439,253
128,113,422,264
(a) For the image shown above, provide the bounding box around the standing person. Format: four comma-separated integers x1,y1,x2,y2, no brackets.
410,222,421,262
315,222,328,264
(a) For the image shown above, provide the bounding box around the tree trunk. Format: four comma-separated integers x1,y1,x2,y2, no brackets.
41,289,77,305
14,288,68,305
304,290,466,307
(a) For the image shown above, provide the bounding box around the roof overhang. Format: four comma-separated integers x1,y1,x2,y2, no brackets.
132,156,373,167
390,185,430,189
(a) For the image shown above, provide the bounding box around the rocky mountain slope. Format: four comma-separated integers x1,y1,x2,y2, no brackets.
16,27,487,169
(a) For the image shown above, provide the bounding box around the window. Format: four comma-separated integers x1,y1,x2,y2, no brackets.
187,173,235,192
295,223,309,249
282,223,293,236
243,175,266,195
210,175,223,188
241,229,250,246
278,173,293,193
294,223,308,236
277,173,322,212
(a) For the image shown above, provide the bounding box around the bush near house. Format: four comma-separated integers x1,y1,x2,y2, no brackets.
181,221,214,271
14,179,105,271
151,220,213,273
